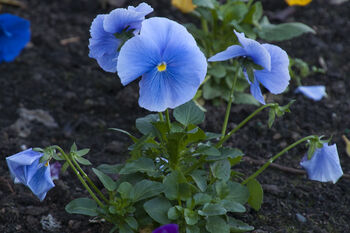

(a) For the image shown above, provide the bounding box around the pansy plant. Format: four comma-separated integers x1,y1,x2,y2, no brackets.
6,2,343,233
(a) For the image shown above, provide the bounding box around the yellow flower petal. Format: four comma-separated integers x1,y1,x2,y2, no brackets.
342,135,350,157
171,0,196,13
285,0,312,6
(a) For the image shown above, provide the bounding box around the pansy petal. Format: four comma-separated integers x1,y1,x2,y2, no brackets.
300,143,343,184
139,66,201,112
27,165,55,201
153,224,179,233
250,77,265,104
0,14,30,62
234,30,271,70
117,36,160,85
104,3,153,34
254,44,290,94
295,85,326,101
96,52,118,73
88,14,120,59
208,45,246,62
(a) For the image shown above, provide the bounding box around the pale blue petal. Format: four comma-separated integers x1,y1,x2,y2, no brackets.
300,143,343,184
234,30,271,70
295,85,326,101
117,35,161,85
250,77,265,104
208,45,246,62
27,165,55,201
0,13,30,62
254,44,290,94
88,15,119,60
96,52,118,73
6,149,43,184
153,224,179,233
103,3,153,34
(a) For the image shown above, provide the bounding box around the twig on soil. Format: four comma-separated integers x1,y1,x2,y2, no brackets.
243,156,350,180
0,0,26,8
0,177,15,194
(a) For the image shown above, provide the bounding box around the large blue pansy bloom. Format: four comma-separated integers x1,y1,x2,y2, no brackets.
117,17,207,112
153,224,179,233
88,3,153,72
0,13,30,63
6,148,55,201
300,143,343,184
209,31,290,104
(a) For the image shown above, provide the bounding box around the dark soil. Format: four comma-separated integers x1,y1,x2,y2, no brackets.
0,0,349,232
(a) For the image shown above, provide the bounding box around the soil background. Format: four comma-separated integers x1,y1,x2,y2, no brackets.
0,0,349,232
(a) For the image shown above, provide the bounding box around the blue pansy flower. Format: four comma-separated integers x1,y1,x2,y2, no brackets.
209,30,290,104
300,143,343,184
6,148,55,201
88,3,153,72
153,224,179,233
295,85,326,101
0,13,30,63
117,17,207,112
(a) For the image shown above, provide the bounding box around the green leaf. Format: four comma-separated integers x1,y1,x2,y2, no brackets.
70,142,77,152
228,217,254,232
184,208,200,225
247,179,263,211
219,199,246,213
206,216,230,233
143,197,171,224
210,160,231,181
198,203,227,216
190,170,208,192
168,206,181,220
193,0,215,9
125,216,138,230
119,157,156,175
131,180,164,202
163,170,194,201
216,181,249,204
61,161,69,173
220,2,248,24
258,17,315,42
136,114,159,136
166,133,186,169
119,223,134,233
195,145,221,156
173,100,205,126
92,168,117,191
109,128,138,142
76,148,90,157
117,182,133,199
97,163,123,174
65,198,98,216
268,108,276,128
186,225,200,233
208,64,226,78
233,92,260,106
207,147,243,161
184,126,206,144
74,156,92,165
243,2,263,27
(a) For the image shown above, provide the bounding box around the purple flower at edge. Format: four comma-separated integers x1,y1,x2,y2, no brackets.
153,224,179,233
300,143,343,184
6,148,55,201
88,2,153,73
117,17,207,112
50,161,61,180
208,30,290,104
295,85,326,101
0,13,30,63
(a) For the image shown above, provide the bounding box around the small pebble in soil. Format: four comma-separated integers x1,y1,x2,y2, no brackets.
296,213,307,223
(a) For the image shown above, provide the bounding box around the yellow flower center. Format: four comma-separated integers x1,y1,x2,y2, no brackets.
45,161,49,167
157,62,167,72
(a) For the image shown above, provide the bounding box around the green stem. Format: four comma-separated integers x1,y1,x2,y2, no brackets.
158,112,164,122
71,158,109,203
216,103,276,148
241,135,317,185
247,0,254,8
221,66,241,138
165,109,171,131
52,146,105,208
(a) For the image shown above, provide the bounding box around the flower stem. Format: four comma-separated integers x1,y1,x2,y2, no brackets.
52,146,105,208
241,135,317,185
158,112,164,122
216,103,276,148
165,109,171,131
71,157,109,203
221,66,241,138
